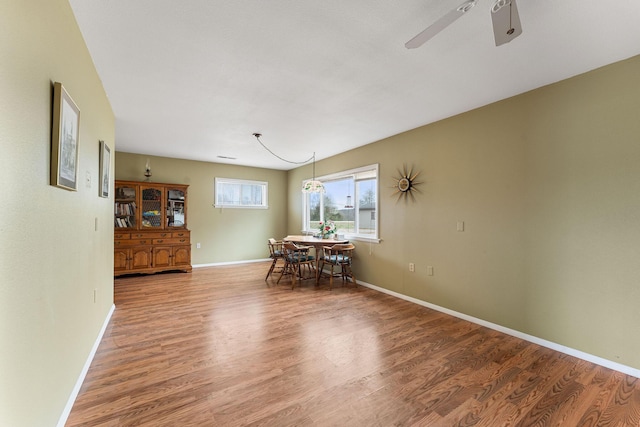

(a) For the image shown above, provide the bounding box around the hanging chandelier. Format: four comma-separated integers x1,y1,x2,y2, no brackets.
301,152,324,194
253,133,325,193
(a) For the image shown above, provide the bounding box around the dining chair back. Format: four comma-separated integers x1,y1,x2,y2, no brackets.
265,238,285,281
277,242,315,289
318,243,357,290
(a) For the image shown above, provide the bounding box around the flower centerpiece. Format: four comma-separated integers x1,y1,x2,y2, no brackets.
318,221,336,239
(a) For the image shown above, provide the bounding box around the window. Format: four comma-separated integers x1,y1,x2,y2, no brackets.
214,178,268,209
302,164,379,241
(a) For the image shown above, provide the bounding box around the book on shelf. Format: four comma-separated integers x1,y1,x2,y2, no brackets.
115,217,134,228
115,201,137,216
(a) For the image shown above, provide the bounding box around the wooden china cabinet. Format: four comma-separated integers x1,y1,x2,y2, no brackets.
113,180,192,276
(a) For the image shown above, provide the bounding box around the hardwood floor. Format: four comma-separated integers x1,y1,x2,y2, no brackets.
66,263,640,426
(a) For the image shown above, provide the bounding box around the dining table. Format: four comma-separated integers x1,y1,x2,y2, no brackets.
282,235,349,283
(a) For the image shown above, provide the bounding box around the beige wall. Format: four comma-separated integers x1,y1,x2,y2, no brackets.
118,56,640,371
115,153,288,263
3,0,636,424
288,55,640,369
0,0,115,426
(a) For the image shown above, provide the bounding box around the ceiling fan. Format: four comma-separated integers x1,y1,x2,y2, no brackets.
405,0,522,49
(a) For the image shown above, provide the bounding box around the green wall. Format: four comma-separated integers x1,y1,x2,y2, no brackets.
117,56,640,372
115,153,288,263
4,1,637,424
288,55,640,370
0,0,115,425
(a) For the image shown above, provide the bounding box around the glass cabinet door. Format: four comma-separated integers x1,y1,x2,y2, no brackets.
114,184,137,228
141,187,163,229
166,187,186,228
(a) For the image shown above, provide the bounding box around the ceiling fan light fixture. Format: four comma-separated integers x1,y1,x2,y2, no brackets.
405,0,523,49
491,0,522,45
491,0,512,14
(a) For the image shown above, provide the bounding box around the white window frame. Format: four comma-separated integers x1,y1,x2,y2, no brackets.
214,177,268,209
302,164,379,242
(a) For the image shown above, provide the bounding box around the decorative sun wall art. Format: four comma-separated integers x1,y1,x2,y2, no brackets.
392,164,422,203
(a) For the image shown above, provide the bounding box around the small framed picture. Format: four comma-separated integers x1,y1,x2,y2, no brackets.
99,140,111,198
51,82,80,191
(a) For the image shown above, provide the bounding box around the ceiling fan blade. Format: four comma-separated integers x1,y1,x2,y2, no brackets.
405,0,477,49
491,0,522,46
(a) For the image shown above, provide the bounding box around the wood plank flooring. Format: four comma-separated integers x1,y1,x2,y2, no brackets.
66,263,640,426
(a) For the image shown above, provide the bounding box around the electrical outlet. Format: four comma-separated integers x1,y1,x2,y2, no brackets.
409,262,415,272
457,221,464,232
196,243,201,249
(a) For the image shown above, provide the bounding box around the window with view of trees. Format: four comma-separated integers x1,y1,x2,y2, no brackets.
303,164,378,240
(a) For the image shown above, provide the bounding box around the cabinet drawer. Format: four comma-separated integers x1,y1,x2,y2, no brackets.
116,240,145,246
114,233,130,240
115,239,150,246
172,231,190,238
130,232,170,239
152,237,190,245
132,239,152,245
142,232,171,239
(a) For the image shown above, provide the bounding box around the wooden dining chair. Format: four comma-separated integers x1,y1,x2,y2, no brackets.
277,242,315,289
318,243,357,290
265,238,285,281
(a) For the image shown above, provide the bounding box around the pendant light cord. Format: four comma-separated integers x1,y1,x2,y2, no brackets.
509,1,512,30
253,133,314,165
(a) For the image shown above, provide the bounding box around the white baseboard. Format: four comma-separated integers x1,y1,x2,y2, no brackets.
193,258,270,268
357,280,640,379
57,304,115,427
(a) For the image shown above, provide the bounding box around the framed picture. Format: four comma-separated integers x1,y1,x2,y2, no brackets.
51,82,80,191
99,140,111,198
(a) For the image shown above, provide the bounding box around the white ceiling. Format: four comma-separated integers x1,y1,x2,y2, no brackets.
69,0,640,170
